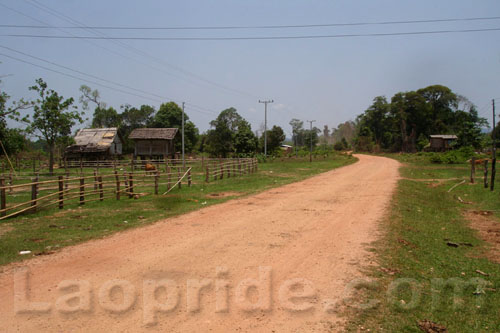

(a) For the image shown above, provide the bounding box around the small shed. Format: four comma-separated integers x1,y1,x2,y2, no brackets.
128,128,178,159
65,128,123,159
429,134,458,151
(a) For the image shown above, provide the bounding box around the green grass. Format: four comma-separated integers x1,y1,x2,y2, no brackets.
347,154,500,332
0,154,356,268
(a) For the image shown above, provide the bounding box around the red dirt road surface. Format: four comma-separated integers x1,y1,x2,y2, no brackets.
0,154,400,332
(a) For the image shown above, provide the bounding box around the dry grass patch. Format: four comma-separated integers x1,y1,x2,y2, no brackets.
465,210,500,264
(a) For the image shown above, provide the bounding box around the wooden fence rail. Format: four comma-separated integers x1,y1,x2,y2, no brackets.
0,167,192,220
205,158,258,182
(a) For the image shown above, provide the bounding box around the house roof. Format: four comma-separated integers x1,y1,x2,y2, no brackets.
430,135,458,139
66,128,120,153
128,128,178,140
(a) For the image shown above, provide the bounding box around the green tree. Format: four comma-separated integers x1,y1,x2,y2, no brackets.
91,106,121,128
206,108,255,157
234,120,258,155
362,96,391,148
28,78,84,174
119,104,155,153
302,127,320,150
289,118,305,147
260,125,285,154
150,102,199,153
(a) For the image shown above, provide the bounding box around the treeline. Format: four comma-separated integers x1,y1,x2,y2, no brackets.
0,79,290,168
353,85,492,152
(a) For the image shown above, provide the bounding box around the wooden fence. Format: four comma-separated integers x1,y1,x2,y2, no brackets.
0,157,248,180
205,158,258,182
0,167,192,220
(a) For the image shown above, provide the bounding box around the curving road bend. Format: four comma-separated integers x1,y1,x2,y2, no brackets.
0,154,400,332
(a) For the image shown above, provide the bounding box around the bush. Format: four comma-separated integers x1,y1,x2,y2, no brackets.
429,147,476,164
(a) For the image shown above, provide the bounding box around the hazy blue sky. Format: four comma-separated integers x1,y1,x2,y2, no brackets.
0,0,499,137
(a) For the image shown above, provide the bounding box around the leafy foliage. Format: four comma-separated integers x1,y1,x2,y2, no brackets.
27,78,84,173
150,102,199,153
355,85,486,152
206,107,257,157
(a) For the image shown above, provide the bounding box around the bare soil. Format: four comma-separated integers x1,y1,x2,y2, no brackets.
0,155,400,332
466,210,500,264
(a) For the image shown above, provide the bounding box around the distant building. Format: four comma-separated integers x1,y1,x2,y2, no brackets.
65,128,123,159
429,134,458,151
280,144,293,154
128,128,178,159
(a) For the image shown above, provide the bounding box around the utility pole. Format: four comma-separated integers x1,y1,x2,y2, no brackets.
307,120,316,162
491,99,496,191
259,100,274,157
182,102,185,168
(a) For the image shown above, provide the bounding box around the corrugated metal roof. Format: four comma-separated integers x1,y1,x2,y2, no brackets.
129,128,178,140
66,128,119,153
430,135,458,139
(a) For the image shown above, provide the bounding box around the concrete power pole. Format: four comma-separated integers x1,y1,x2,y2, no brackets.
307,120,316,162
182,102,185,168
491,99,496,191
259,100,274,157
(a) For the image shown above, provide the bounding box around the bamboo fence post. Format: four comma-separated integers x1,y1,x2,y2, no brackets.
123,171,129,191
79,176,85,205
128,173,134,198
31,177,38,212
154,171,159,195
58,176,64,209
188,169,192,187
177,168,181,189
255,158,258,172
80,157,83,174
470,157,476,184
0,178,5,217
484,160,489,188
94,169,98,192
201,155,204,169
8,173,12,193
220,163,224,180
114,171,120,200
205,166,209,183
167,167,171,191
98,176,103,201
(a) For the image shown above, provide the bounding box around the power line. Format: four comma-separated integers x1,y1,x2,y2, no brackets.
0,45,173,103
2,15,500,30
22,0,258,100
0,52,165,103
3,27,500,40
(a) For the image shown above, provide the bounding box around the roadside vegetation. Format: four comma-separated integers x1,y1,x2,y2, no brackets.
347,153,500,332
0,154,355,268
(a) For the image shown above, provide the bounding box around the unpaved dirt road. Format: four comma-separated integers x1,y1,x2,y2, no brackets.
0,154,400,332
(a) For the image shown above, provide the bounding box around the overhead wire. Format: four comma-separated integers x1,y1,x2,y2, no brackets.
1,15,500,30
23,0,259,100
2,27,500,41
